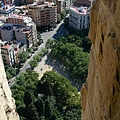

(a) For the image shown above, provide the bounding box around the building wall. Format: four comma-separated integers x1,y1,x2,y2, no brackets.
0,52,19,120
65,0,71,10
6,18,25,25
1,45,15,66
26,0,34,4
15,31,27,43
57,1,62,13
31,23,37,45
28,5,57,26
1,29,13,41
69,8,89,30
0,5,15,16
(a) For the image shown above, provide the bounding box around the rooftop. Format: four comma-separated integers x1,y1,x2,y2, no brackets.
1,43,12,49
7,14,33,24
0,4,15,12
8,14,26,19
28,2,56,9
70,6,90,15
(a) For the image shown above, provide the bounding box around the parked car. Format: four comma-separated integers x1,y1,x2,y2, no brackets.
49,28,53,31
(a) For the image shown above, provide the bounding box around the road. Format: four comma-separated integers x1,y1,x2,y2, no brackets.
9,20,67,87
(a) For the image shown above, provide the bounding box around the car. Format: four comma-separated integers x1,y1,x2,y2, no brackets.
40,37,44,40
49,28,53,31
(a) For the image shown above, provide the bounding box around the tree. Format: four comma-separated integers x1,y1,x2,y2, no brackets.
6,71,13,79
26,103,39,120
46,39,55,49
50,114,58,120
44,99,53,119
40,81,53,96
29,59,38,69
18,51,29,64
57,14,62,23
27,47,32,53
50,40,89,87
35,97,45,116
24,91,35,107
60,10,66,19
11,70,81,120
5,66,16,79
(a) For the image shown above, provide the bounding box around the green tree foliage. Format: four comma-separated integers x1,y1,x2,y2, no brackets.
44,99,53,119
50,114,57,120
29,59,38,69
26,103,39,120
11,71,81,120
27,47,32,53
60,10,67,19
57,35,91,52
38,71,81,119
50,41,89,86
46,38,55,49
24,91,35,107
57,14,62,23
29,49,48,69
35,97,45,116
5,66,16,79
18,51,29,64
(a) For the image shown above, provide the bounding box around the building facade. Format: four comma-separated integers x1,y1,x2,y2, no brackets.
69,6,90,30
0,42,15,66
28,2,57,26
56,0,66,13
14,26,32,48
0,4,15,16
1,14,37,48
1,24,14,41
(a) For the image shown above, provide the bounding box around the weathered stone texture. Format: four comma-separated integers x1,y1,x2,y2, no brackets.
0,54,19,120
81,0,120,120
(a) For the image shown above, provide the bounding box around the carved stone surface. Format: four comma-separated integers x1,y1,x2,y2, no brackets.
81,0,120,120
0,54,19,120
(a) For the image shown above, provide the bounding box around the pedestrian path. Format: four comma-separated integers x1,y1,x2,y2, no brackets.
38,65,52,80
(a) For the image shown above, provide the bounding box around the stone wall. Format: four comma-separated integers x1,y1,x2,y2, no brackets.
0,53,19,120
81,0,120,120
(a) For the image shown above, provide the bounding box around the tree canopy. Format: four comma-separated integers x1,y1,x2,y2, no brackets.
50,41,89,87
11,71,81,120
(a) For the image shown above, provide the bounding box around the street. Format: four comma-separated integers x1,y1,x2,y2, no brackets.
9,20,67,87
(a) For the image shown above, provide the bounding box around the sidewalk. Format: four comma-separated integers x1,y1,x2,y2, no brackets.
37,65,52,80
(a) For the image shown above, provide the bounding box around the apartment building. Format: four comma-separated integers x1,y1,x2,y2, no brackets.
65,0,71,10
0,40,26,66
6,14,27,25
1,14,37,48
14,26,32,48
46,0,71,12
1,24,13,41
28,2,57,26
0,19,4,39
56,0,66,13
0,4,15,16
69,6,90,30
7,14,37,45
0,41,15,66
13,41,26,64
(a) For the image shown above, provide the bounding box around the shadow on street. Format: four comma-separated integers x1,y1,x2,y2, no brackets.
52,23,65,39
